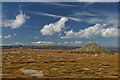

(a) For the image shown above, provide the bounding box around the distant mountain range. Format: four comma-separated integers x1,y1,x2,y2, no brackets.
1,44,80,50
1,43,119,52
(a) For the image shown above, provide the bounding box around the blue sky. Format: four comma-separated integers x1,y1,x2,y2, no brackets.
1,0,119,2
1,2,119,47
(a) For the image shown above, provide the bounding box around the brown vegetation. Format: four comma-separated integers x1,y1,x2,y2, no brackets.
2,48,118,78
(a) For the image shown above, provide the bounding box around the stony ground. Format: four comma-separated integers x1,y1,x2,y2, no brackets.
2,48,119,78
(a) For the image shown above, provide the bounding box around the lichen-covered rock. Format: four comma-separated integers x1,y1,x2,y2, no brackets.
20,68,44,78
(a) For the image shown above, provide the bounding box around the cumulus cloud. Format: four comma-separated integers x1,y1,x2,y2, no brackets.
63,24,103,38
62,24,118,38
100,28,118,38
40,17,68,36
3,10,29,29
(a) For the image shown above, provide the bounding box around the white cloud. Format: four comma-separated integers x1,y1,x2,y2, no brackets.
84,18,103,24
32,41,55,45
64,41,82,44
40,17,68,36
62,24,119,38
103,13,118,27
73,11,118,28
43,2,78,7
4,35,11,38
60,36,68,39
13,34,17,36
33,37,39,39
3,10,30,29
14,42,26,45
63,24,103,38
0,35,2,38
63,29,77,38
0,44,11,46
0,34,18,39
89,14,118,27
100,28,118,38
74,11,96,17
30,11,80,22
31,41,82,46
64,41,72,44
74,41,82,44
63,41,82,46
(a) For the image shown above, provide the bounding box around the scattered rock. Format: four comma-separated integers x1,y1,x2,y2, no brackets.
97,68,103,72
20,68,44,78
51,68,57,71
82,68,91,71
81,68,94,74
92,54,98,57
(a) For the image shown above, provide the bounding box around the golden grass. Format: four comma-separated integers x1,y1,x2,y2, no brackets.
2,48,118,78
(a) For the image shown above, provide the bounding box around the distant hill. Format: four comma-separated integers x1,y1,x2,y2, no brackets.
1,45,80,50
1,43,118,52
74,43,110,53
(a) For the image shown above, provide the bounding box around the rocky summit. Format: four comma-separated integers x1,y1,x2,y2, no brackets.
75,43,110,53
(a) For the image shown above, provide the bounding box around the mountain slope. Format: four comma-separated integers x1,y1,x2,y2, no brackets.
74,43,110,53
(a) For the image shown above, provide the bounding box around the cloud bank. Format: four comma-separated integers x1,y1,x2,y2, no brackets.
100,28,118,38
32,41,55,45
3,10,29,29
62,24,118,38
40,17,68,36
32,40,82,46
